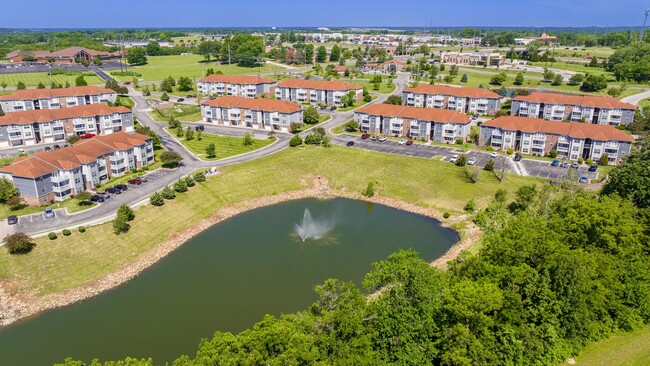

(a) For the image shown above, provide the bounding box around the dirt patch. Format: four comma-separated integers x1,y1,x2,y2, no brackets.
0,174,480,327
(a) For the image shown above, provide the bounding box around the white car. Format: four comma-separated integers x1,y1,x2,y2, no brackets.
467,157,477,165
449,154,459,163
398,139,407,145
378,136,387,142
489,152,499,158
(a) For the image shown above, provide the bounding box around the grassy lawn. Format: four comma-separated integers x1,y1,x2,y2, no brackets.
336,96,376,112
292,114,331,133
111,55,274,82
0,198,96,220
115,95,134,109
0,72,103,87
351,78,396,94
149,103,202,122
165,127,276,160
638,98,650,109
0,145,542,296
561,325,650,366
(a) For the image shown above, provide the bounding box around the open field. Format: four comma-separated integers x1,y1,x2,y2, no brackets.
110,55,274,82
350,76,396,94
150,103,202,122
166,127,276,160
0,72,103,87
561,325,650,366
0,145,541,296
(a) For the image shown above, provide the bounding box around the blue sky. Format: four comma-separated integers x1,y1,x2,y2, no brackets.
2,0,646,28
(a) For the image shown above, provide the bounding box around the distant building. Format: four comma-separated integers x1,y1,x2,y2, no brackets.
0,86,117,114
402,85,501,116
201,96,303,133
354,104,471,142
479,116,632,163
0,132,154,205
439,51,504,66
197,74,277,98
381,59,406,72
512,92,636,126
276,79,363,107
333,65,348,75
6,47,120,64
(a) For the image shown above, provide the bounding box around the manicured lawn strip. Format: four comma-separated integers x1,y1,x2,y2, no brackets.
0,72,103,87
164,127,275,160
638,98,650,109
149,104,202,122
561,325,650,366
336,96,376,112
115,95,134,109
352,79,396,94
0,198,96,220
110,55,274,82
0,146,541,296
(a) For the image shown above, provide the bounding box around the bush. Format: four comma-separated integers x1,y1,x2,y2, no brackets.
322,135,332,147
289,134,303,147
484,159,495,171
150,191,165,206
363,94,372,102
113,215,130,234
362,181,375,197
303,106,320,124
162,186,176,199
442,212,450,219
160,92,170,101
160,151,182,168
464,199,477,212
547,149,558,158
205,143,216,159
345,120,359,132
242,132,254,146
304,132,323,145
455,155,467,167
599,154,609,165
4,233,36,254
174,179,188,193
78,226,86,233
507,147,514,155
455,138,464,145
66,135,81,144
61,229,71,236
586,158,594,166
578,157,584,164
117,204,135,221
185,176,196,187
48,232,57,240
194,172,206,182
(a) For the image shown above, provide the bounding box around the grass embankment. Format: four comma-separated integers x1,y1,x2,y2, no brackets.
165,127,276,160
561,325,650,366
0,146,541,296
150,103,202,122
0,72,103,87
110,55,274,82
0,198,96,219
115,95,134,109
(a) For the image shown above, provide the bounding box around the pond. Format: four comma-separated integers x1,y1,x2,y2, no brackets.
0,197,458,365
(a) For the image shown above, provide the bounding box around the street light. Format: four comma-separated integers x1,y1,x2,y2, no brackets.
641,8,650,41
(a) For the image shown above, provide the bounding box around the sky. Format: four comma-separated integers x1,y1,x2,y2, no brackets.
1,0,647,29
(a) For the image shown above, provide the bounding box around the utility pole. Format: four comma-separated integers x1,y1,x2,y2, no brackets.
640,9,650,41
228,44,231,65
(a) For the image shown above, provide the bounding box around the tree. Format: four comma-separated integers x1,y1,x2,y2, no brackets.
316,46,327,63
150,191,164,206
127,47,148,65
194,171,206,182
606,42,650,83
242,132,254,146
581,74,608,92
64,81,70,88
66,135,81,144
205,143,216,158
4,233,35,255
160,151,182,168
385,95,402,105
484,159,495,171
117,203,135,221
514,72,524,85
568,73,585,85
74,191,92,204
16,81,26,90
460,74,468,83
588,56,599,67
92,57,103,66
508,184,537,213
162,186,176,200
0,177,18,202
177,77,193,92
449,64,459,76
330,44,341,61
345,120,359,132
289,134,303,147
455,155,467,166
607,87,623,98
160,92,170,102
37,82,46,89
498,86,508,97
551,74,563,86
168,116,180,129
0,106,4,117
489,72,507,85
112,215,130,234
598,154,609,166
463,199,477,212
174,178,188,192
185,126,194,141
543,68,555,81
600,146,650,207
146,41,162,56
74,75,87,87
303,106,319,124
1,82,6,91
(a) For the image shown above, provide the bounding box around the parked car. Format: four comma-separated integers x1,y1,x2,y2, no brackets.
186,95,194,98
361,133,370,139
571,162,579,169
80,133,96,139
562,162,569,168
405,140,414,145
115,184,128,191
53,144,61,150
105,187,121,195
123,81,131,85
90,195,105,203
514,154,522,162
551,159,560,167
330,106,337,111
490,152,499,158
398,139,407,145
208,96,217,100
7,215,18,225
138,176,148,182
378,136,387,142
128,178,143,185
449,154,459,163
578,176,589,184
44,146,52,152
588,165,598,172
371,135,378,141
177,98,185,102
44,208,55,218
467,157,477,165
346,141,354,147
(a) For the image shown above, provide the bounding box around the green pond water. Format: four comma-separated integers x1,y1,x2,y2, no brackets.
0,198,458,365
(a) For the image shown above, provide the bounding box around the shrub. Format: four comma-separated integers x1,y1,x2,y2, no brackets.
48,232,58,240
586,158,594,166
547,150,558,158
464,199,477,212
362,181,375,197
289,134,303,147
113,215,130,234
174,179,188,193
150,191,165,206
184,176,195,187
304,132,323,145
363,94,372,102
117,204,135,221
484,159,495,171
442,212,450,219
4,233,36,254
205,143,216,158
61,229,71,236
161,186,176,200
78,226,86,233
160,151,182,168
303,106,320,124
242,132,254,146
322,135,332,147
486,145,494,152
160,91,170,101
455,138,464,145
345,120,359,132
578,157,584,164
507,147,514,155
599,154,609,165
455,155,467,167
194,172,206,182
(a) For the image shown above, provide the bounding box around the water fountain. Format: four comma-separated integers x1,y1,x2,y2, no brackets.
294,208,331,242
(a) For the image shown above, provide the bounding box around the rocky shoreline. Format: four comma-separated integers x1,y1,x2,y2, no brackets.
0,175,480,327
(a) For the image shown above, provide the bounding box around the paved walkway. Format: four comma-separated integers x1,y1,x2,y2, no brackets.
621,90,650,105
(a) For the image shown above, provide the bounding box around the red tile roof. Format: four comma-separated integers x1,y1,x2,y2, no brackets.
356,103,470,124
482,116,633,142
0,104,130,126
404,84,501,99
0,132,151,179
333,66,348,71
201,96,302,114
278,79,363,91
513,92,635,110
7,47,115,60
0,86,116,101
198,74,276,85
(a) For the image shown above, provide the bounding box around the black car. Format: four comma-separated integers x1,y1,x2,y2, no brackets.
330,106,337,111
53,144,61,150
514,154,522,162
44,146,52,152
7,215,18,225
105,187,121,195
208,96,217,100
588,165,598,172
90,195,105,203
115,184,128,191
346,141,355,147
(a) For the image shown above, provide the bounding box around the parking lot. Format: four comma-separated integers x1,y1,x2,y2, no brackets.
0,61,128,74
520,159,598,181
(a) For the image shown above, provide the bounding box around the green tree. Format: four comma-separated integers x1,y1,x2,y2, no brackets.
127,47,148,65
4,232,35,255
162,186,175,200
174,178,188,193
92,57,103,66
146,41,162,56
177,77,193,92
160,151,182,167
484,159,495,171
112,215,130,234
489,72,507,85
16,81,26,90
205,143,216,158
345,120,359,132
385,95,402,105
588,56,599,67
460,73,468,83
601,146,650,207
185,126,194,141
160,91,169,101
455,154,467,166
117,203,135,221
551,73,563,86
289,134,303,147
0,177,18,202
316,46,327,63
598,153,609,166
581,74,608,92
303,106,319,124
464,199,477,212
607,87,623,98
362,181,375,197
543,68,555,81
194,172,206,182
150,191,164,206
37,82,46,89
508,184,537,213
568,73,585,85
242,132,254,146
330,44,341,61
449,64,459,76
514,72,524,85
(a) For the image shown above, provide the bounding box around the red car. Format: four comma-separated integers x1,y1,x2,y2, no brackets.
124,81,131,85
361,133,371,139
80,133,96,139
406,140,414,145
128,178,143,185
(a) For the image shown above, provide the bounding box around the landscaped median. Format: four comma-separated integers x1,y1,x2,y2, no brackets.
149,103,202,122
163,127,276,160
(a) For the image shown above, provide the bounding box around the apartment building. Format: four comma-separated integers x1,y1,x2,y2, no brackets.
511,92,636,126
276,79,363,107
201,96,303,133
0,86,117,114
479,116,633,164
403,85,501,115
0,104,134,149
354,104,471,143
382,59,406,72
439,51,505,66
197,74,277,98
0,132,154,205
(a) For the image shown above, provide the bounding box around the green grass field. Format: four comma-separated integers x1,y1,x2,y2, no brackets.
150,103,202,122
0,145,541,297
167,128,276,160
638,98,650,109
0,198,96,220
351,77,396,94
561,325,650,366
111,55,275,82
0,72,103,87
